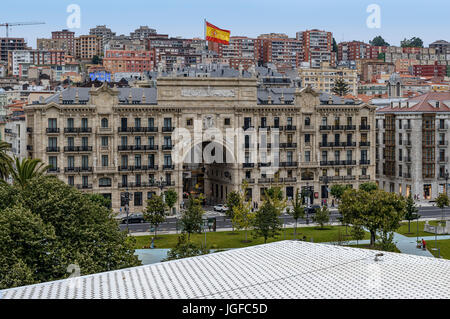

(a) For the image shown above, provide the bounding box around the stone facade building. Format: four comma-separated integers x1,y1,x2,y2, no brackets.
25,77,376,213
376,92,450,200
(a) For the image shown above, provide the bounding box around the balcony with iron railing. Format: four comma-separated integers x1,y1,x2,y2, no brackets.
162,144,173,151
163,164,175,170
359,175,371,180
64,127,92,134
118,127,159,133
403,172,412,179
360,160,371,165
47,167,60,173
280,143,297,148
284,125,297,131
64,167,93,173
438,157,449,163
320,160,356,166
242,178,255,184
242,163,255,168
359,125,370,130
64,146,93,152
281,161,298,167
359,141,371,147
46,128,60,134
438,140,448,147
162,127,175,133
76,184,93,190
319,125,332,131
46,146,60,153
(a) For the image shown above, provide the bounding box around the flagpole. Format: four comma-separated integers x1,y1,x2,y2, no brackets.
204,18,208,51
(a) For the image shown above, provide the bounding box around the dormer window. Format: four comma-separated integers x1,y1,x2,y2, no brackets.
436,101,440,108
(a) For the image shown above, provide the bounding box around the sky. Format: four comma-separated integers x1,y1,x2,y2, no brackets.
2,0,450,48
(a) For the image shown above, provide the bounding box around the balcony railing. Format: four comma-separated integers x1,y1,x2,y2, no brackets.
46,128,60,134
47,167,60,173
118,165,159,172
162,127,175,133
242,178,255,184
64,167,93,173
284,125,297,131
280,143,297,148
438,140,448,147
64,146,92,152
359,175,371,180
163,164,175,170
118,127,159,133
46,147,60,152
359,125,370,130
162,145,173,151
360,160,371,165
345,125,356,130
332,125,345,130
64,127,92,134
76,184,93,190
319,125,332,131
320,160,356,166
242,163,254,168
359,141,371,147
281,161,297,167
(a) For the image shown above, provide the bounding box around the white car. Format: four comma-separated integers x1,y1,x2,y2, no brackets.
213,204,229,212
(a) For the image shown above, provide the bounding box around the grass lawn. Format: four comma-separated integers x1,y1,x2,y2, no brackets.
397,221,448,237
348,244,401,253
427,239,450,259
130,225,370,249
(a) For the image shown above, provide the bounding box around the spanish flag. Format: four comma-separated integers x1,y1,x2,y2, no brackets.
205,21,230,45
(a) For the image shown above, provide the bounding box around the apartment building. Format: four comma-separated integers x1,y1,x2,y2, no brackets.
298,63,358,95
36,38,70,54
130,26,157,40
52,30,75,56
361,60,395,82
337,41,380,62
103,50,155,74
25,77,376,213
297,29,334,68
74,35,101,60
256,33,303,69
376,92,450,200
8,50,65,77
89,25,116,53
0,38,28,63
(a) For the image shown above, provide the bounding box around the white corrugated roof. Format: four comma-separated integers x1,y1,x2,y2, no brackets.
1,241,450,299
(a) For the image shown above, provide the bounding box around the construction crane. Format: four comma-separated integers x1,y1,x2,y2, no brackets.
0,22,45,38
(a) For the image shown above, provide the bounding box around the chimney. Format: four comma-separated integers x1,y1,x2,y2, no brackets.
268,95,272,104
75,88,79,103
142,90,146,103
328,95,333,104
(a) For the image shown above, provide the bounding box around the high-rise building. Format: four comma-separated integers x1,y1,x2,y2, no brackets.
297,29,334,68
74,35,101,60
130,26,157,40
337,41,380,62
255,33,303,69
52,29,75,55
37,38,70,54
0,38,28,62
89,25,116,53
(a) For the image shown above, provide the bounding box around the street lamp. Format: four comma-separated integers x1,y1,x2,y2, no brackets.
120,189,133,234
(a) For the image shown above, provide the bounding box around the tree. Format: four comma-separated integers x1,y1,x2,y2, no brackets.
332,78,349,96
400,37,424,48
253,201,282,244
370,35,390,47
226,190,241,229
330,184,351,203
231,184,254,242
164,188,177,214
8,157,49,189
351,225,365,247
287,189,305,239
404,194,419,233
0,141,12,180
92,55,102,64
313,206,330,229
85,193,111,209
0,176,140,289
264,187,287,215
180,194,204,240
339,188,406,247
359,182,378,193
435,193,449,223
163,233,209,261
144,195,167,238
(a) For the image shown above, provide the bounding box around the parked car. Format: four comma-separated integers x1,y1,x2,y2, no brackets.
121,214,145,224
306,205,320,215
213,204,228,212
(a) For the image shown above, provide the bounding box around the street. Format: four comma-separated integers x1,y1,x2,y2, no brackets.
118,205,450,234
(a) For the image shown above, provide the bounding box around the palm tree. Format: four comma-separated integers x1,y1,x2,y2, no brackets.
8,157,49,189
0,141,12,180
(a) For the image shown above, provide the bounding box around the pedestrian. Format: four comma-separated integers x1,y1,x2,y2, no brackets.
422,238,426,250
